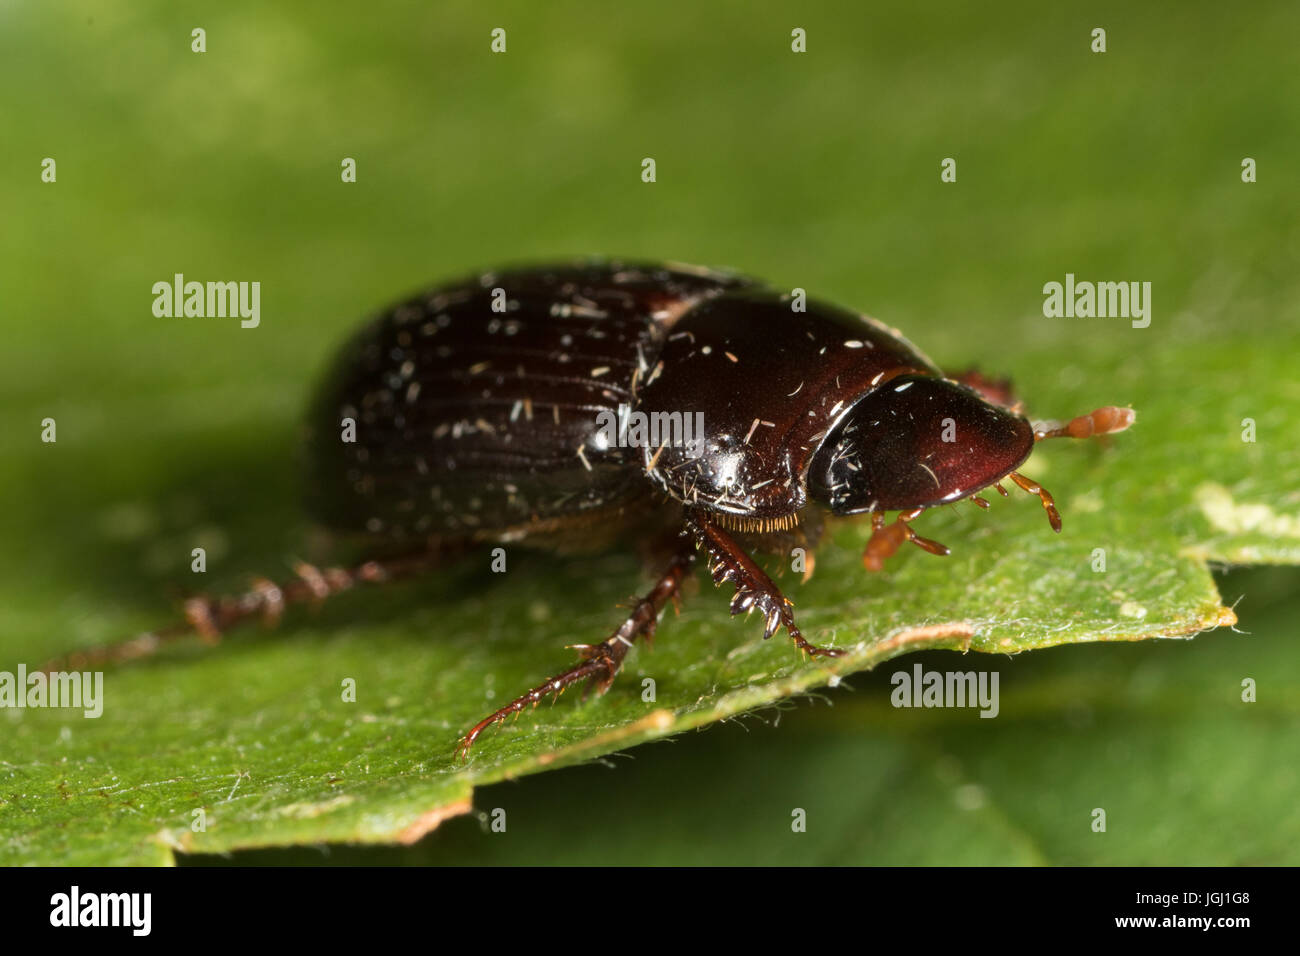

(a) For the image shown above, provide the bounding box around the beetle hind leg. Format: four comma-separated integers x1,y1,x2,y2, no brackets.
40,551,448,673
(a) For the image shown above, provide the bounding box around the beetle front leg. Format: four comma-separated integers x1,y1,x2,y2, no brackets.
456,541,697,758
861,509,950,571
684,510,842,659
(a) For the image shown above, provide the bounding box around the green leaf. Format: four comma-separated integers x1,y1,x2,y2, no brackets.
3,337,1291,865
187,567,1300,867
3,0,1297,864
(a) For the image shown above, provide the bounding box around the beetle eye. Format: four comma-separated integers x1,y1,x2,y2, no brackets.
807,375,1035,515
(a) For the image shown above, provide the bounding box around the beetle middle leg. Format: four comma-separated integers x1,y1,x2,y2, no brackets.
684,510,842,659
457,539,697,758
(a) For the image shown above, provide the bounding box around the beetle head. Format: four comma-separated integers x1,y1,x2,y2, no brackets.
807,374,1035,515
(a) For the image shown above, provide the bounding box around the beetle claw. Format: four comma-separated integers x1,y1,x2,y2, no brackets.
763,607,782,640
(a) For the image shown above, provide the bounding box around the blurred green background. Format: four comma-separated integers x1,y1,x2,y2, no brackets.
2,1,1296,864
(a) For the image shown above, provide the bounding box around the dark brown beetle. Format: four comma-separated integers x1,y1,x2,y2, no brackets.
55,261,1133,755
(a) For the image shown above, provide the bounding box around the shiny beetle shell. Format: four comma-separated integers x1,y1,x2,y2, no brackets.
306,260,1035,543
306,262,752,542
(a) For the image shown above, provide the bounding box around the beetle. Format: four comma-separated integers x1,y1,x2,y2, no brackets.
57,260,1133,755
